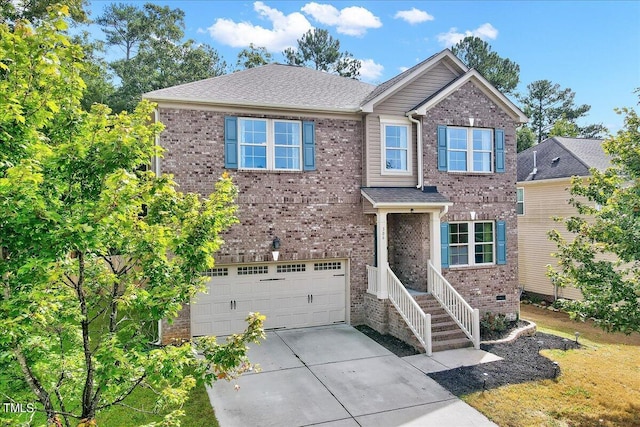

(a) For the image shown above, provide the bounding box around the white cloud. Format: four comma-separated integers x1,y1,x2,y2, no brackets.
394,8,434,25
302,2,382,36
358,59,384,82
207,1,312,51
399,66,410,72
436,23,498,47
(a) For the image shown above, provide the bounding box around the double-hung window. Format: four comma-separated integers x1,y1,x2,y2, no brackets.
238,118,301,170
446,127,493,172
381,119,411,174
437,125,505,173
442,220,507,267
516,188,525,215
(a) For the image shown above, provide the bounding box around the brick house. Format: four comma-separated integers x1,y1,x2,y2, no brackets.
144,49,527,354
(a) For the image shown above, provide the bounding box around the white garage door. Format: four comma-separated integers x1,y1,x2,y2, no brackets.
191,260,347,337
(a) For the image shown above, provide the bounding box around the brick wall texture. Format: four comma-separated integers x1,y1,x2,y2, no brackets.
421,81,520,318
157,78,519,344
158,108,374,342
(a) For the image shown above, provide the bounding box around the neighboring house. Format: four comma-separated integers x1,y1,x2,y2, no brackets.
517,137,611,301
144,49,527,354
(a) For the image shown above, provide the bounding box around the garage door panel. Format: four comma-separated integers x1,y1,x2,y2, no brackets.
191,260,346,337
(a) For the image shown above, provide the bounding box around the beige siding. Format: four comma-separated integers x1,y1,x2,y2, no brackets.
365,63,457,187
365,115,417,187
517,179,584,300
376,63,457,115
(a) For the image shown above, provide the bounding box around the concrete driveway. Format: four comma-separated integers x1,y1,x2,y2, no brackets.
207,324,497,427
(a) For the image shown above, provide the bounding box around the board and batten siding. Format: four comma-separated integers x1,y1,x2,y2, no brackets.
365,63,458,187
517,179,584,300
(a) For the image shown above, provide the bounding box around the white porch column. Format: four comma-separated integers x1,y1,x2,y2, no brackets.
430,210,442,274
376,210,388,299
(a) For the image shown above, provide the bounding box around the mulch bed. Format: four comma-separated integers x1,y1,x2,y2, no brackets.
429,333,580,396
355,324,582,397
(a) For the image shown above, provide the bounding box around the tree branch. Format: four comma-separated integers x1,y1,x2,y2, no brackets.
95,373,146,411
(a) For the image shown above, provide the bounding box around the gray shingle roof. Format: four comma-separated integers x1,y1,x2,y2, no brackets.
143,63,376,112
517,137,611,182
361,187,451,206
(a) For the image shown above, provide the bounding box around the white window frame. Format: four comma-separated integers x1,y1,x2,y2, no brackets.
238,118,302,171
449,221,495,267
447,127,493,173
381,117,412,176
517,187,525,215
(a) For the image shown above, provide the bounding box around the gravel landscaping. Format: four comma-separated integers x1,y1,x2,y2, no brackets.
356,325,581,397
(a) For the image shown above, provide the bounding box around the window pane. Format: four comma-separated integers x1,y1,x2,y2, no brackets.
517,203,524,215
475,243,493,264
240,119,267,144
449,151,467,171
450,246,468,265
240,145,266,168
473,129,492,151
385,125,407,148
385,149,407,170
450,223,469,244
474,222,493,243
274,121,300,146
473,152,491,172
448,128,467,150
517,188,524,202
275,146,300,170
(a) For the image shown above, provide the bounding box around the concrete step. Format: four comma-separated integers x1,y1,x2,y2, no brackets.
432,329,468,341
432,337,474,352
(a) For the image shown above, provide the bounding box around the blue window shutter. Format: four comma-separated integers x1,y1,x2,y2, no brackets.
437,125,447,171
495,128,505,173
496,220,507,265
303,121,316,171
440,222,450,268
224,116,238,169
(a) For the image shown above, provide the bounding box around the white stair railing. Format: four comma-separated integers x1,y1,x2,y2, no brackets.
366,265,378,295
427,260,480,349
386,265,432,356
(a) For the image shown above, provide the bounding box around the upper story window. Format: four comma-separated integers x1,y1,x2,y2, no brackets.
381,118,412,175
437,125,505,173
447,127,493,172
239,118,301,170
517,187,525,215
225,116,316,172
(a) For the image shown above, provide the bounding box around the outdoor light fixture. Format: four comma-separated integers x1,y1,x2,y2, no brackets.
563,338,569,351
482,372,489,391
271,237,281,262
553,361,559,378
574,332,580,344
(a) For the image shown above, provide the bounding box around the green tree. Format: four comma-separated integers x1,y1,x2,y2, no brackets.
548,101,640,334
451,36,520,94
0,9,263,426
97,3,227,112
519,80,592,144
0,0,88,24
236,43,273,70
516,126,536,152
283,28,361,78
548,117,580,138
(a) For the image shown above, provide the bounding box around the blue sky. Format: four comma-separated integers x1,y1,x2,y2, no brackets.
89,1,640,132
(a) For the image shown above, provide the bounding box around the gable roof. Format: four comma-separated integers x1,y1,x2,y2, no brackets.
143,63,376,113
410,69,527,123
360,49,467,112
517,137,611,182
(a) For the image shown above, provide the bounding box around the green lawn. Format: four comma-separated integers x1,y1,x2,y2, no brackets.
464,304,640,427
